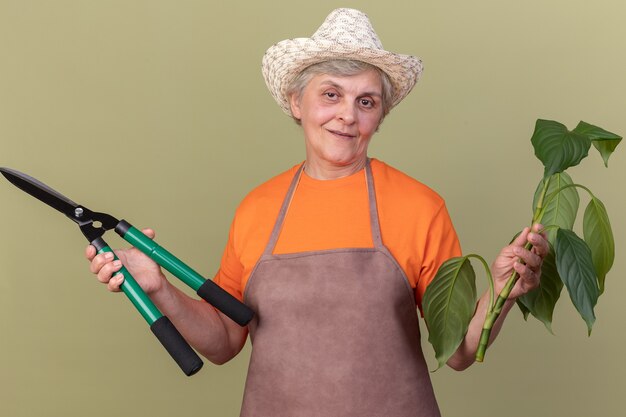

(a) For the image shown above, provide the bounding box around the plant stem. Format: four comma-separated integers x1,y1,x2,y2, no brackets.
467,254,495,315
475,177,551,362
475,243,531,362
540,183,595,220
533,177,550,221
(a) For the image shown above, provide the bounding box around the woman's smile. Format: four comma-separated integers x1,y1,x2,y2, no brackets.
326,128,357,139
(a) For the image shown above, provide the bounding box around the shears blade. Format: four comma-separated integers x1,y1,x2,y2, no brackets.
0,167,79,218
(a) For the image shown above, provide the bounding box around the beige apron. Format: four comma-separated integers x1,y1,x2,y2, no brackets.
241,160,440,417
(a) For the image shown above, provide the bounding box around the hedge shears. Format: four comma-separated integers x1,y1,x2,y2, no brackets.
0,167,254,376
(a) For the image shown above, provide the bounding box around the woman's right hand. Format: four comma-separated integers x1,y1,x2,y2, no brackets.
84,228,167,295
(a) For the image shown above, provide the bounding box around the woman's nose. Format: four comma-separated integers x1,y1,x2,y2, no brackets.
337,101,356,124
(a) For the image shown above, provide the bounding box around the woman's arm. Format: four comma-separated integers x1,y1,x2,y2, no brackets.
85,228,247,365
148,280,247,364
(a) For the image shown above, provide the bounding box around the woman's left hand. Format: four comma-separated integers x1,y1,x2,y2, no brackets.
491,224,549,299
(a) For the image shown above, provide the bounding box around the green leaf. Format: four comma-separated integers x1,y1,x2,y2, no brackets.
573,121,622,167
583,197,615,294
517,242,563,333
533,172,579,244
423,256,477,370
531,119,591,179
516,299,531,320
555,229,599,334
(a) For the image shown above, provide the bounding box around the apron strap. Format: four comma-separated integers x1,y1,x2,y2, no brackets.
364,159,384,249
262,162,305,257
262,159,384,256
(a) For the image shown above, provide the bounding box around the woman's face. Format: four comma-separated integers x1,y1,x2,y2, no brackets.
289,69,384,176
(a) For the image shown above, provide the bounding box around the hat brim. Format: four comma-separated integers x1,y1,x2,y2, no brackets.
262,37,423,116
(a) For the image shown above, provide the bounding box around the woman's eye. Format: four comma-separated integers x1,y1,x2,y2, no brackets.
324,92,337,99
360,99,373,108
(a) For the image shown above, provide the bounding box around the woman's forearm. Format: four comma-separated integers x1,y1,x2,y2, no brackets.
150,281,247,365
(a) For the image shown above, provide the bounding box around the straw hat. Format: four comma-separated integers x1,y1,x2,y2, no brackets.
262,8,423,116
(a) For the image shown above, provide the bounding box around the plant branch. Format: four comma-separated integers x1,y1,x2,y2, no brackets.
476,180,553,363
475,242,532,362
536,183,595,223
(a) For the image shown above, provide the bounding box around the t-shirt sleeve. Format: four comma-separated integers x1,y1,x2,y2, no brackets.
415,202,462,314
212,217,245,302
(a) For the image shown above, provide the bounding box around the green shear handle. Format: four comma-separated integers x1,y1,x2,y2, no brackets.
93,238,203,376
115,220,254,327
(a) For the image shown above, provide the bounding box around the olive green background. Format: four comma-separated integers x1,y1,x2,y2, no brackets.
1,1,624,416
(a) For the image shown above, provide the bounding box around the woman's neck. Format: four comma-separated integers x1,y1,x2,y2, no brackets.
303,157,367,180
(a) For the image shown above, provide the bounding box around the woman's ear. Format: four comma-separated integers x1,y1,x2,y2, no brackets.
289,93,302,120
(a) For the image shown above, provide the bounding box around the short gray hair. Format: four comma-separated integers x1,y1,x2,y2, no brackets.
286,60,395,125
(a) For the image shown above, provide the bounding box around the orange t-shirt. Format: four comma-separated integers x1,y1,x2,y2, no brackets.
213,158,461,313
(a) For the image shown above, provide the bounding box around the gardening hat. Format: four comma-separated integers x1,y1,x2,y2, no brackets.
261,8,423,116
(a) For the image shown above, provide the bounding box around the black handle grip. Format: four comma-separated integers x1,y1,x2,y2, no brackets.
150,316,204,376
197,280,254,326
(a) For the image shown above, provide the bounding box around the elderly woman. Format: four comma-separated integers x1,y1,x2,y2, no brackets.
86,8,547,417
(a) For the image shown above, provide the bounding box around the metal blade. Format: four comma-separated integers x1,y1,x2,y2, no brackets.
0,167,79,216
